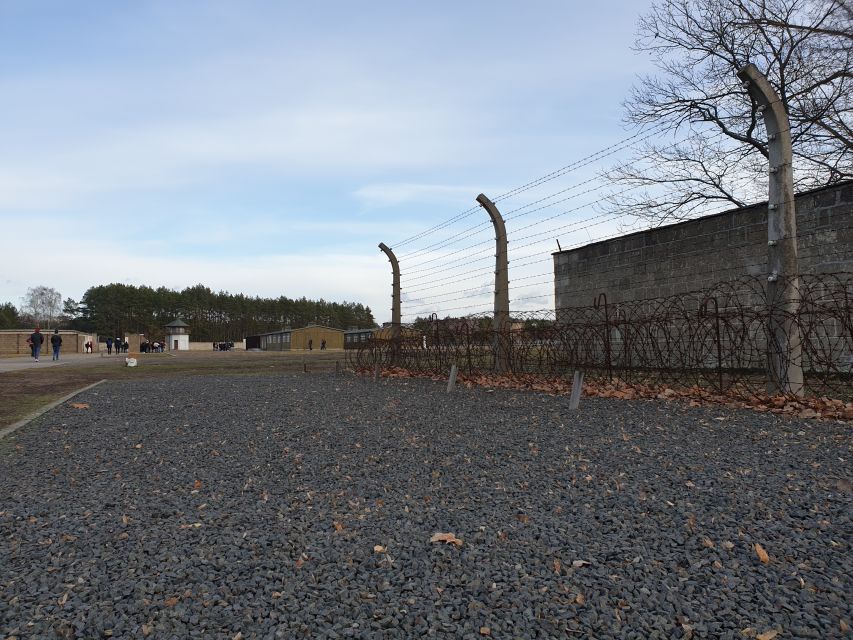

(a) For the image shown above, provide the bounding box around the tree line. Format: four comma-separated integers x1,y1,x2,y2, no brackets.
2,283,375,341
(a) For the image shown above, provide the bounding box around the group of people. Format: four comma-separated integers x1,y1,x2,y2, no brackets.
105,337,129,355
26,327,63,362
213,341,234,351
140,340,163,353
307,339,327,351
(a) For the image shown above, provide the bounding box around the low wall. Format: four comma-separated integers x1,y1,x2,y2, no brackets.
0,330,94,356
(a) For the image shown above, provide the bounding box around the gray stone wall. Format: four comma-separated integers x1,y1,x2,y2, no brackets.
553,181,853,307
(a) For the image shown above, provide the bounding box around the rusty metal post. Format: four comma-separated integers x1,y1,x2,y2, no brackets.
378,243,401,340
476,194,510,373
737,63,803,396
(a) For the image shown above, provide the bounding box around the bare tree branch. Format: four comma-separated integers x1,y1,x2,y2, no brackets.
605,0,852,223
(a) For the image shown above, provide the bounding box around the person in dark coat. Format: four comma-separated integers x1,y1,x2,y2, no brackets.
50,329,62,361
106,337,113,354
30,327,44,362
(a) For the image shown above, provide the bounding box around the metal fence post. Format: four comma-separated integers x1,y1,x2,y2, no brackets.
476,194,510,374
737,63,804,396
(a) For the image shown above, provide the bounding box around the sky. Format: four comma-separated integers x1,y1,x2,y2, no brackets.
0,1,659,325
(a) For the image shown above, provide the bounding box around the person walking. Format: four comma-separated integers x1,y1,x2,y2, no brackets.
30,327,44,362
106,337,113,354
51,329,62,361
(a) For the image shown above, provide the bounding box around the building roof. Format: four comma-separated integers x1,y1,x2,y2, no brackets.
291,324,345,333
165,318,189,328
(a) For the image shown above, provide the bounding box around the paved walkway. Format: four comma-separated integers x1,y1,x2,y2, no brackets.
0,352,110,373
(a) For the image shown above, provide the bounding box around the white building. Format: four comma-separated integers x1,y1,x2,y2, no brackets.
165,318,190,351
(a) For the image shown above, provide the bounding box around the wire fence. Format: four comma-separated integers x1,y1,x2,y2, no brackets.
349,272,853,400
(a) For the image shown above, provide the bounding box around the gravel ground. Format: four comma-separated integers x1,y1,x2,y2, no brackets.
0,373,850,639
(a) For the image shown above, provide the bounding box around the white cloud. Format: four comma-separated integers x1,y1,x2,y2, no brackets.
352,183,491,210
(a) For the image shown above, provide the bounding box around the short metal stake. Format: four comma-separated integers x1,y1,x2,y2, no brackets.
568,370,584,410
447,363,458,394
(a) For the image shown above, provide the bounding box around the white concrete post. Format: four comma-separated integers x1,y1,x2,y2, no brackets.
737,63,804,397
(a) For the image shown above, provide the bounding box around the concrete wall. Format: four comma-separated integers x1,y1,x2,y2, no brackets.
554,182,853,307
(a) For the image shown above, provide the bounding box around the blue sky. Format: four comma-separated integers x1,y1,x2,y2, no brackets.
0,1,658,324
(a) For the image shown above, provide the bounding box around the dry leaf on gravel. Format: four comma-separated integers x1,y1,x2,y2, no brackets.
756,630,779,640
193,479,202,490
754,543,770,563
69,403,89,409
373,545,386,553
479,627,491,636
430,532,463,547
571,559,591,568
164,597,178,608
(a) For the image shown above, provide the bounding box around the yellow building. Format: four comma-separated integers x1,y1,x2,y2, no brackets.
290,325,344,350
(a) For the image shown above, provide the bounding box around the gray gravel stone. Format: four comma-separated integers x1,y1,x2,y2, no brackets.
1,373,850,638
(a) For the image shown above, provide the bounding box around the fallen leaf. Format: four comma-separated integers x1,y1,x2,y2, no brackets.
333,521,344,532
271,592,283,598
479,627,491,636
571,559,591,568
134,444,143,449
430,532,463,547
839,619,849,633
69,403,89,409
373,545,386,553
141,624,153,637
516,514,530,524
575,593,585,605
702,537,715,549
754,543,770,563
58,592,68,606
121,515,130,525
115,532,129,540
552,559,561,574
722,540,735,550
164,596,179,608
756,630,779,640
193,479,203,490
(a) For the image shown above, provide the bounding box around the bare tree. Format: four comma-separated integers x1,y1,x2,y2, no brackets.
21,285,62,328
604,0,852,224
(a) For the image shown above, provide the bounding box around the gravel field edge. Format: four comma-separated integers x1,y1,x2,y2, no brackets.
0,379,107,441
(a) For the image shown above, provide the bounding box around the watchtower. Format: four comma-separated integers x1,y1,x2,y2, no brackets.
165,318,190,351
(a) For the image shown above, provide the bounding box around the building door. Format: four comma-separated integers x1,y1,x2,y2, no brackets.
174,339,179,350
